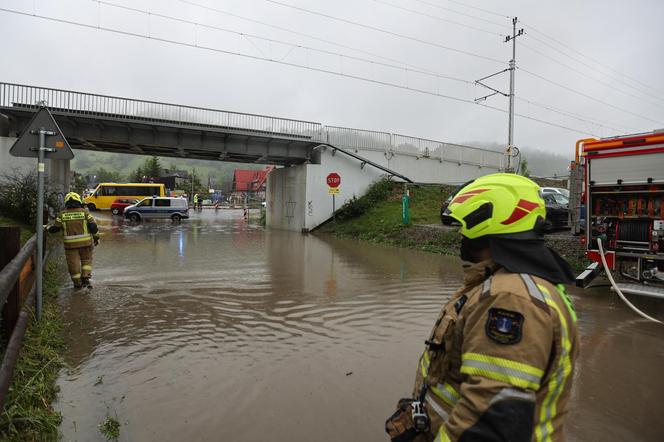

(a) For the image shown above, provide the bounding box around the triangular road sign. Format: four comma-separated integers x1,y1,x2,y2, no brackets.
9,107,74,159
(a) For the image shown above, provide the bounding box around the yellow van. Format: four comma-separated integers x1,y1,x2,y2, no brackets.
84,183,165,210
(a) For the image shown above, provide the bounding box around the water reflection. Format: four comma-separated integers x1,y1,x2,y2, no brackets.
55,210,664,441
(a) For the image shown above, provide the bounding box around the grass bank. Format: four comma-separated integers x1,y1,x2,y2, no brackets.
0,217,66,441
318,180,588,271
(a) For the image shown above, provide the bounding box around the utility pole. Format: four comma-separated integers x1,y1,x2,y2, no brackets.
504,17,524,172
474,17,523,173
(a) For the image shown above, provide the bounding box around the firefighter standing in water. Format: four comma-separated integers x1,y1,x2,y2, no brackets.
47,192,99,289
386,174,579,442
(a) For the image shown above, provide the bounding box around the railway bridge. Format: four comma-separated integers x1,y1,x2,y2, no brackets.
0,82,504,231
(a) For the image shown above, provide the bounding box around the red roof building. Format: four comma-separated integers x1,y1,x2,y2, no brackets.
232,167,273,192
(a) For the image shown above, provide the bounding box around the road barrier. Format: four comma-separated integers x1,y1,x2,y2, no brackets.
0,227,48,411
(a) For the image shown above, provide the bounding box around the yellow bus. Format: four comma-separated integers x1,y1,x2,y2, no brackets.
84,183,165,210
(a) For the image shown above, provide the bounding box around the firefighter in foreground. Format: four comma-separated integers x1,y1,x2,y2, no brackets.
47,192,99,289
386,174,579,442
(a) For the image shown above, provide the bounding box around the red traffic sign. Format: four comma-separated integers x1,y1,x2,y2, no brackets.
326,173,341,188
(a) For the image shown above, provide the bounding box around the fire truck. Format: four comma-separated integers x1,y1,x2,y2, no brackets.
573,131,664,299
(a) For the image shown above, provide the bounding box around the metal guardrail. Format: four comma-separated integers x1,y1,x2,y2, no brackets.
0,82,504,169
0,82,324,140
0,231,45,411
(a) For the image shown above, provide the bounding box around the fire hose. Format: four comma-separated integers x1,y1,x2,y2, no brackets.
597,238,662,325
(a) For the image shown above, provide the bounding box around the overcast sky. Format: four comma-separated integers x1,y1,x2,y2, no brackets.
2,0,663,156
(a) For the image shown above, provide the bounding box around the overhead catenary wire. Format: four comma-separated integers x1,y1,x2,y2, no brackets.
444,0,511,19
90,0,626,135
0,5,604,137
263,0,505,64
519,67,664,127
370,0,505,36
519,40,664,110
521,21,664,99
90,0,475,87
409,0,510,27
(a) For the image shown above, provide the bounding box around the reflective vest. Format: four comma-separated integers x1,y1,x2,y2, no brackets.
412,260,579,442
54,208,95,249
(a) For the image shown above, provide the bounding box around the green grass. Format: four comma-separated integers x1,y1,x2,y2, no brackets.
320,180,589,271
323,180,454,242
0,217,66,441
98,416,120,440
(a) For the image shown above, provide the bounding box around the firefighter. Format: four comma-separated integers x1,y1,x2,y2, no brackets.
193,193,199,210
386,173,578,442
47,192,99,289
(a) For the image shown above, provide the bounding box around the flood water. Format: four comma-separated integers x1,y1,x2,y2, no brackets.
55,210,664,441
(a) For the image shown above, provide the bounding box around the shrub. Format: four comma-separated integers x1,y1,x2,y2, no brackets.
335,179,396,221
0,168,62,226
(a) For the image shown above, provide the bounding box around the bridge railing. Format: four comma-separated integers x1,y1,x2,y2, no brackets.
0,82,323,140
0,82,504,169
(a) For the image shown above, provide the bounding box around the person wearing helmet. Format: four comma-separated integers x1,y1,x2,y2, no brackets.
386,173,578,442
47,191,99,289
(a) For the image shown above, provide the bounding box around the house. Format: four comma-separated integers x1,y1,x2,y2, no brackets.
230,167,273,203
157,170,189,191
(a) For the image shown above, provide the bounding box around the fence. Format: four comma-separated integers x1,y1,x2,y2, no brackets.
0,82,505,170
0,227,47,411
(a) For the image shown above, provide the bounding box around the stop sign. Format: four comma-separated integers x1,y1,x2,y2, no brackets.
326,172,341,188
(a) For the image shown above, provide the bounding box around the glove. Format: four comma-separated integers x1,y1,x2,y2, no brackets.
93,236,100,246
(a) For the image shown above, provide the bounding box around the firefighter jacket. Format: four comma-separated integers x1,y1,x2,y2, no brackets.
412,259,579,442
49,207,98,249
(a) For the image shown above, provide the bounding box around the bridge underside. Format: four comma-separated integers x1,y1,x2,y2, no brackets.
0,107,321,165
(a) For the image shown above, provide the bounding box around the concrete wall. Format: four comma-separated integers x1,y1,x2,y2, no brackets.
266,164,308,231
303,147,383,231
266,146,502,232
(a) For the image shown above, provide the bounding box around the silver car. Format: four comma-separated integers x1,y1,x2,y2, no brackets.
124,197,189,222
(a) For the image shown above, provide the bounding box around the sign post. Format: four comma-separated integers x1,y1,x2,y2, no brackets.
402,187,410,226
9,106,73,320
326,173,341,221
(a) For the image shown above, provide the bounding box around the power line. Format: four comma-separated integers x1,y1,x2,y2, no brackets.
519,67,664,126
263,0,505,64
444,0,511,19
91,0,474,87
175,0,635,133
410,0,508,27
175,0,439,77
521,21,664,99
0,5,603,137
521,35,664,108
375,0,506,32
515,96,639,133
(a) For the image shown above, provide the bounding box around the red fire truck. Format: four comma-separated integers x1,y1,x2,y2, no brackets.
574,131,664,299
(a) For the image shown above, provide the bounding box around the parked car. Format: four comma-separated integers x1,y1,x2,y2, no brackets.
541,187,570,199
543,193,569,229
110,198,138,215
124,197,189,222
440,193,456,225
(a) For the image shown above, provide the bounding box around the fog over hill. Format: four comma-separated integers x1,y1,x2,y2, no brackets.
463,141,572,178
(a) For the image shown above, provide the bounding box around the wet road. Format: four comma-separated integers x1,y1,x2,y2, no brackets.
55,210,664,441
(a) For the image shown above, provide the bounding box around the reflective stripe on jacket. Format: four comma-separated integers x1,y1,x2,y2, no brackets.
412,259,579,442
53,208,95,249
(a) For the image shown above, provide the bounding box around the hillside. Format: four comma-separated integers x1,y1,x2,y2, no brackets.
462,141,571,177
70,150,264,186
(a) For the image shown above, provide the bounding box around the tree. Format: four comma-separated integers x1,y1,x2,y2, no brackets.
94,167,123,183
519,156,531,178
130,166,144,183
143,156,162,180
70,172,87,194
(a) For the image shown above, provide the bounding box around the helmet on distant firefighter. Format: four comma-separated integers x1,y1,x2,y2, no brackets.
446,173,546,239
64,192,83,205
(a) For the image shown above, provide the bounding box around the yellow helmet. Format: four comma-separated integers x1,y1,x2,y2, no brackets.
64,192,83,205
447,173,546,239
